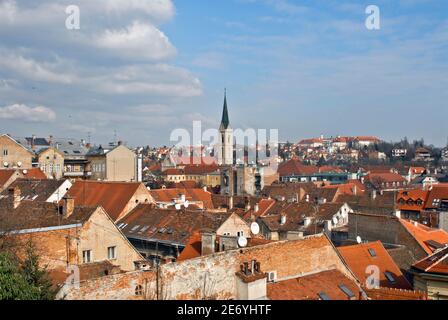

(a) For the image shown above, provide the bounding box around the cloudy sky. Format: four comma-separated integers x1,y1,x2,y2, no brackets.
0,0,447,147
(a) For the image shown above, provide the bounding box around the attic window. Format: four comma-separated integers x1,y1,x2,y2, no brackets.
338,284,355,299
368,248,377,257
135,285,143,296
130,225,140,232
318,292,331,300
384,272,396,284
433,199,441,207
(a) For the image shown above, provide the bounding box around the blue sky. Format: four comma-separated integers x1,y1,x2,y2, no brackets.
0,0,447,147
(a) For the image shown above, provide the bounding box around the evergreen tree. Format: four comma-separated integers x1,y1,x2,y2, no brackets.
21,240,56,300
0,253,40,300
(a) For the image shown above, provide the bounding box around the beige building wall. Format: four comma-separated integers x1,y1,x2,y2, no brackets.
0,135,33,169
106,146,136,182
414,275,448,300
217,213,251,238
78,207,143,271
12,207,143,279
38,147,65,179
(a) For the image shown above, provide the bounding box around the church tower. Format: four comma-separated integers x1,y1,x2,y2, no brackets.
219,90,234,165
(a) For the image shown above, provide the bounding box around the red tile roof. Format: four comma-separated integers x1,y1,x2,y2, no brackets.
365,172,406,184
338,241,412,290
0,170,17,187
364,288,427,300
400,219,448,255
23,168,47,179
150,188,214,209
413,247,448,275
278,159,318,177
67,181,150,221
267,269,361,300
397,189,429,212
424,185,448,210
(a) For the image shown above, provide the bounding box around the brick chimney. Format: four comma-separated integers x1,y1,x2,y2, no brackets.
235,259,267,300
8,186,21,209
62,196,75,217
228,196,233,210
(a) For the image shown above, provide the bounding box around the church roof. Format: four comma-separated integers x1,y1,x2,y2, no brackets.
220,91,230,130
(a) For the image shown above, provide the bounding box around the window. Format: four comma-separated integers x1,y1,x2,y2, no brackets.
339,284,355,299
108,246,117,260
3,149,8,156
368,248,377,257
82,250,92,263
237,231,244,237
318,292,331,300
384,272,396,284
135,285,143,296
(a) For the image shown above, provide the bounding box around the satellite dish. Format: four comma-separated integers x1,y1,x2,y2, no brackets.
3,162,8,167
22,169,28,175
237,236,248,248
175,203,181,210
356,236,362,244
17,161,22,167
184,200,190,208
250,222,260,235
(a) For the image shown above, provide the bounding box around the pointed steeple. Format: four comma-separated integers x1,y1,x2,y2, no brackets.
220,89,230,130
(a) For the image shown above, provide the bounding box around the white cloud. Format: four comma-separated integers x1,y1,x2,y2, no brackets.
0,0,17,23
0,52,75,84
0,104,56,122
104,0,175,22
95,21,176,60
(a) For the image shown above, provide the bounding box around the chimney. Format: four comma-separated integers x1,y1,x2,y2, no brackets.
62,196,75,217
201,232,216,256
371,190,377,200
48,135,53,145
117,141,123,146
304,217,312,227
228,196,234,210
280,213,287,225
8,187,21,209
236,259,267,300
254,203,259,213
352,185,357,196
305,194,310,203
203,186,208,192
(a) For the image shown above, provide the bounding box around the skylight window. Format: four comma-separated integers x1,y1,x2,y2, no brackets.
338,284,355,299
433,199,441,207
368,248,377,257
384,272,396,284
318,292,331,300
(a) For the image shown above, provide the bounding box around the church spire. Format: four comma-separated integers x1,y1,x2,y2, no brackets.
220,88,230,130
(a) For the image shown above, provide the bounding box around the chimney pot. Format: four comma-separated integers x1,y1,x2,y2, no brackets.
62,196,75,217
8,187,21,209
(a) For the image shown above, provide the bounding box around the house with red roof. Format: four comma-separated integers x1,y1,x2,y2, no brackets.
412,246,448,299
66,180,154,222
338,241,412,290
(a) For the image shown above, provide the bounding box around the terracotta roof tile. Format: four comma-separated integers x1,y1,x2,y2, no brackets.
150,188,214,209
400,219,448,255
267,269,361,300
412,246,448,275
67,181,150,221
338,241,412,290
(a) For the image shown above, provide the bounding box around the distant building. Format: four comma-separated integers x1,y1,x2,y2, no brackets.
87,143,137,182
392,148,408,158
414,147,433,162
0,134,34,169
36,147,65,179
